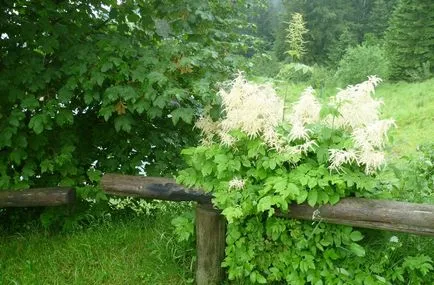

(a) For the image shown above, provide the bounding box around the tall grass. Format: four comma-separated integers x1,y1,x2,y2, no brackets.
375,78,434,158
0,214,193,284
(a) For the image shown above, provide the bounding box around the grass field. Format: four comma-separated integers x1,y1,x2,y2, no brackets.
0,78,432,284
0,213,193,285
376,78,434,157
272,77,434,158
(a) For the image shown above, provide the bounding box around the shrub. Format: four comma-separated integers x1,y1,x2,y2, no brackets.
392,143,434,204
335,44,390,86
308,65,334,90
276,63,313,83
248,52,282,78
174,75,433,284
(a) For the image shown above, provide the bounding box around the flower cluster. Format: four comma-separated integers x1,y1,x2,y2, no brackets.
195,73,284,148
325,76,395,174
195,74,394,175
228,178,246,190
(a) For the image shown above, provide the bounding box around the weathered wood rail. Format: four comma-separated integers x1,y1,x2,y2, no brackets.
101,173,434,285
2,174,433,285
0,187,75,207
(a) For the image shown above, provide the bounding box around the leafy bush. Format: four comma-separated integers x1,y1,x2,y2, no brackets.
308,65,334,90
175,75,433,284
391,143,434,204
248,52,282,78
277,63,313,83
335,44,390,86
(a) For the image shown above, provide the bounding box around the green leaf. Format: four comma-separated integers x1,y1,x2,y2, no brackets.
21,97,39,109
256,273,267,284
287,183,300,198
307,189,318,207
114,115,133,132
296,189,308,204
257,196,274,213
28,114,47,134
101,62,113,72
349,243,366,257
87,169,102,183
329,192,340,205
171,107,195,125
147,71,167,86
350,231,364,242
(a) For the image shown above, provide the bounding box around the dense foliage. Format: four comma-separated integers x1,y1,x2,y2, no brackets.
272,0,398,64
335,44,390,86
385,0,434,80
177,75,433,283
0,0,259,194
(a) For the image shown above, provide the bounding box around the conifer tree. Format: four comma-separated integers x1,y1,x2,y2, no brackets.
385,0,434,80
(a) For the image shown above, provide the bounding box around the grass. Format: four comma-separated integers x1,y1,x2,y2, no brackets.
375,78,434,157
271,77,434,158
0,212,193,285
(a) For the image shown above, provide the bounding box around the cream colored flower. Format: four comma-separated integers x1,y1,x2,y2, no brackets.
228,178,245,190
218,131,236,147
328,149,358,171
295,140,317,154
288,122,311,142
218,74,284,146
358,149,385,174
352,119,396,151
330,76,384,129
289,86,321,125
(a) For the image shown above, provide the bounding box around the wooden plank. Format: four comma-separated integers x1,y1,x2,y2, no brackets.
0,187,75,207
278,198,434,236
195,203,226,285
101,174,212,204
101,174,434,237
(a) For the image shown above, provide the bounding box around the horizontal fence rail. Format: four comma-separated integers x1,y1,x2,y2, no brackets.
101,173,434,237
0,187,75,207
2,174,433,285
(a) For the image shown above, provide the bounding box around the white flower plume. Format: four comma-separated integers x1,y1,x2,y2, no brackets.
330,75,383,129
287,87,321,142
229,178,245,190
328,149,358,171
218,74,284,147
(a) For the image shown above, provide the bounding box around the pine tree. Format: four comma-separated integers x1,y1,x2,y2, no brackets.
385,0,434,80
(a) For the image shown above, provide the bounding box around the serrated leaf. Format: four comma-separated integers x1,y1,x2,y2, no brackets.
329,192,340,205
87,169,102,183
114,115,133,132
171,107,195,125
21,97,39,109
28,114,46,134
147,71,167,86
307,189,318,207
287,183,300,198
296,189,308,204
101,62,113,72
257,196,274,213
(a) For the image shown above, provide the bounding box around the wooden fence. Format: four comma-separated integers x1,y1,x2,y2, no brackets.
1,173,433,285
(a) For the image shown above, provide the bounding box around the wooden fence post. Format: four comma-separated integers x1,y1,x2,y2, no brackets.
195,203,226,285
